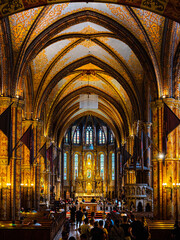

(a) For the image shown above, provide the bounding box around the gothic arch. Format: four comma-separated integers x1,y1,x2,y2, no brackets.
0,1,179,23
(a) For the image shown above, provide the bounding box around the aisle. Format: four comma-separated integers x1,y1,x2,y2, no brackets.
54,223,81,240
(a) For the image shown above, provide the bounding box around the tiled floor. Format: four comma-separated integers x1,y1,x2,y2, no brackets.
54,222,81,240
54,220,105,240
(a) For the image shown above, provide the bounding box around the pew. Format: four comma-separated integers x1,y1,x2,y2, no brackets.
0,211,66,240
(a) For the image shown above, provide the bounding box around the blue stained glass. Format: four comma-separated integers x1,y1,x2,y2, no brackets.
112,153,115,180
74,154,78,179
77,130,79,144
64,153,67,180
65,133,68,143
100,154,104,179
99,129,105,144
110,133,114,143
90,130,93,144
73,127,80,144
73,132,77,143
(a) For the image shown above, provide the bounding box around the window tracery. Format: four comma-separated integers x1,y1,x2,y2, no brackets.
100,153,104,179
73,126,80,144
74,153,78,179
65,133,68,143
99,128,105,144
64,153,67,180
112,153,115,180
110,132,114,143
86,126,93,144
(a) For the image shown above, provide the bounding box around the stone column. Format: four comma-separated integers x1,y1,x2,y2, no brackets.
34,121,43,210
116,148,120,199
0,97,12,220
21,120,33,210
151,98,180,219
69,146,72,197
144,122,152,186
12,98,24,220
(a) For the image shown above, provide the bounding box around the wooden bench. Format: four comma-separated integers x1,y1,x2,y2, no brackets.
0,211,66,240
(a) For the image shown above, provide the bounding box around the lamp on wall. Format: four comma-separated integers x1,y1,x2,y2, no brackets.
158,153,165,159
162,181,180,220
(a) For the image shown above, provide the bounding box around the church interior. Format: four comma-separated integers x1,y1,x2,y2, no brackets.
0,0,179,228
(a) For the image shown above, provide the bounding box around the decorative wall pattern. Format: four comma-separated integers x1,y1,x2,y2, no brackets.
133,7,165,62
9,7,43,57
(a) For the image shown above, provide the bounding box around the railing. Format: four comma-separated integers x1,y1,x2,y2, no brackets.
124,184,153,199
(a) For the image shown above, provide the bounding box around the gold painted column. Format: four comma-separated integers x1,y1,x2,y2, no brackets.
151,99,180,220
0,100,11,220
151,102,159,218
0,97,23,220
144,122,152,186
12,98,24,220
34,121,43,210
21,120,33,211
116,148,120,199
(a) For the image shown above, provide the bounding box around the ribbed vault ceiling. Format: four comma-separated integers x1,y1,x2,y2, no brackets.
4,3,180,145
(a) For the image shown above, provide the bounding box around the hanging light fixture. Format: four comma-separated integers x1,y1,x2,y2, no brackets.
79,70,98,109
80,94,98,109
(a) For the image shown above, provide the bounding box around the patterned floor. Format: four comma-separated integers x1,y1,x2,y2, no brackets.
54,222,81,240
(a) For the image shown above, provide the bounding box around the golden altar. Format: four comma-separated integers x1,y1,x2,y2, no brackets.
75,155,103,201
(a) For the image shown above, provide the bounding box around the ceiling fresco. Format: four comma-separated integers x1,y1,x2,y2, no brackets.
132,7,165,62
0,1,179,141
9,7,43,53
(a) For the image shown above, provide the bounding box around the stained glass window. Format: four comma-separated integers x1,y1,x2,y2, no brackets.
73,131,77,143
100,154,104,179
86,126,93,144
64,153,67,180
65,133,68,143
77,129,80,144
90,130,93,144
112,153,115,180
73,127,80,144
86,129,89,144
99,129,105,144
110,132,114,143
74,154,78,179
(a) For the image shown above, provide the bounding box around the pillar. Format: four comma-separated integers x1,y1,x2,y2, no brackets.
151,98,180,220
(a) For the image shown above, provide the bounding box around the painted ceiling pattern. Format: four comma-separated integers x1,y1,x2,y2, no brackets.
2,1,179,140
133,7,165,62
9,7,43,53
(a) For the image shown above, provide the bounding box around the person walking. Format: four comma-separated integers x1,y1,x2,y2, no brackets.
120,216,131,240
90,221,104,240
99,220,108,240
78,218,91,240
109,219,124,240
76,207,83,226
70,205,76,224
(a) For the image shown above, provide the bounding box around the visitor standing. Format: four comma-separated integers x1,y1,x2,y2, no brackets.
120,216,131,240
109,219,124,240
78,218,91,240
99,220,108,240
90,221,104,240
76,207,83,226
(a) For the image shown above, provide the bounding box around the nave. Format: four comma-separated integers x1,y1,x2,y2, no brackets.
0,0,180,232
